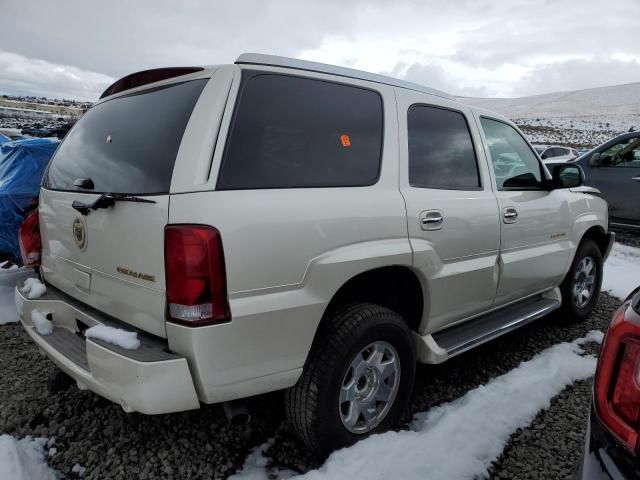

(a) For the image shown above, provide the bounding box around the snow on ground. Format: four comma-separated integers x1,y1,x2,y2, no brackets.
85,324,141,350
603,243,640,300
0,268,33,325
232,332,603,480
230,440,296,480
0,435,57,480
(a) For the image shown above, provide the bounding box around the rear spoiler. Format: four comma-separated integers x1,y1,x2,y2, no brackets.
100,67,204,99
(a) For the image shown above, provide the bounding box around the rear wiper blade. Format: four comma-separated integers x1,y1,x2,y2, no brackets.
72,193,156,215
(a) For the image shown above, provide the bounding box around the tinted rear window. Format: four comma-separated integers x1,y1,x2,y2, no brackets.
217,72,383,189
46,79,207,194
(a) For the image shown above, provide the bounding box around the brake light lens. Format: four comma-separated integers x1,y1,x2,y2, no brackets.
164,225,230,326
18,209,41,267
595,302,640,452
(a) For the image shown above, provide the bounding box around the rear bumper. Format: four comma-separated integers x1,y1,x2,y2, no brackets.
576,406,637,480
15,282,200,415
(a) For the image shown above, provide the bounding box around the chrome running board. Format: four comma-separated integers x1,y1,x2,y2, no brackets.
431,293,561,359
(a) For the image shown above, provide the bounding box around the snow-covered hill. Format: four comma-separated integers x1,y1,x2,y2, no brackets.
458,82,640,147
459,82,640,119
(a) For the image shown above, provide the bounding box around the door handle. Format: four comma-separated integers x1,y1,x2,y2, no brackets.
420,210,444,231
503,207,518,223
633,176,640,182
421,215,443,224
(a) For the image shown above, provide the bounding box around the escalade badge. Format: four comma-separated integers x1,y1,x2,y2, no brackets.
72,217,87,250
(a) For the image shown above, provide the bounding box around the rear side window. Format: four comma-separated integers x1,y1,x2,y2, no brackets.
46,79,207,194
217,73,383,189
408,105,480,189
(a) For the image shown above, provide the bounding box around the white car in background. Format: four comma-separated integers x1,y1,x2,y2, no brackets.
539,145,579,163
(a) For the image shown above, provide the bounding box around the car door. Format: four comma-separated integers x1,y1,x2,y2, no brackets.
477,116,574,306
583,135,640,225
397,92,501,333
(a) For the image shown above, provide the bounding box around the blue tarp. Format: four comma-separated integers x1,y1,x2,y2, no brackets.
0,138,58,261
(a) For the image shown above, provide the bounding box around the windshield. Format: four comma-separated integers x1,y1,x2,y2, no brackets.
45,79,207,194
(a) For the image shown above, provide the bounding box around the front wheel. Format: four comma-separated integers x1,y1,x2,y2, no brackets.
285,303,416,456
559,239,603,321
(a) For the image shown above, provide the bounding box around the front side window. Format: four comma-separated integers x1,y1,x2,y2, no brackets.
480,117,543,190
218,73,383,189
407,105,480,189
600,137,640,167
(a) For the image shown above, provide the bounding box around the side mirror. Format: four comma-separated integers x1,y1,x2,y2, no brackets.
552,164,584,188
589,152,602,167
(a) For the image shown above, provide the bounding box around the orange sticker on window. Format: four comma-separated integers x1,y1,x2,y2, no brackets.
340,134,351,148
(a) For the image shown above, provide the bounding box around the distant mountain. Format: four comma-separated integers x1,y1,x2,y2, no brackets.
458,82,640,119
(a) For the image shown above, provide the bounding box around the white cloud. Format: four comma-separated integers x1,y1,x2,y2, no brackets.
0,0,639,99
0,50,113,101
515,58,640,96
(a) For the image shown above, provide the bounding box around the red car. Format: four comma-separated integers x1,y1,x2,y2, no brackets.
578,286,640,479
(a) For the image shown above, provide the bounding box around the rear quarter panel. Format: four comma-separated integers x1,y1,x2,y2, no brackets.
166,71,413,401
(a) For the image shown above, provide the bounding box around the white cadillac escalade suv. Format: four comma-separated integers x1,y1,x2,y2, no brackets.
15,53,614,456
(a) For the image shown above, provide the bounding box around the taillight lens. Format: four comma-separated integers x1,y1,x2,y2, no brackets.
595,302,640,452
18,209,41,267
164,225,230,326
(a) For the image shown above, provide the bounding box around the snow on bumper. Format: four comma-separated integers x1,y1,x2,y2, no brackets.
15,284,200,415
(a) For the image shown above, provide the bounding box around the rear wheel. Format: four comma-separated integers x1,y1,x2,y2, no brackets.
559,239,603,321
285,303,415,456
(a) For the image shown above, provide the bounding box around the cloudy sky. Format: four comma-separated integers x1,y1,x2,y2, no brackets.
1,0,639,101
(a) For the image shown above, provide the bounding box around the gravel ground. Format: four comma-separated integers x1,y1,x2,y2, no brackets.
613,225,640,248
0,291,621,479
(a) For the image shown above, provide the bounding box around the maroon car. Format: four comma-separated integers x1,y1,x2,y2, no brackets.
578,286,640,479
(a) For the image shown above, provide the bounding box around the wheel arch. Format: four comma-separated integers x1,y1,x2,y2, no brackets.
581,225,610,257
319,265,425,335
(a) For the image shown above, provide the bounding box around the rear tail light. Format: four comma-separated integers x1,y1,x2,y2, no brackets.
18,209,41,267
595,301,640,452
164,225,230,326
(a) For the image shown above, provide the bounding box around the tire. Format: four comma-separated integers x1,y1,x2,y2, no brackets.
559,239,603,321
285,303,416,456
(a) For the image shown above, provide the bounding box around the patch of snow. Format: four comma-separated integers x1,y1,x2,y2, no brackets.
233,331,602,480
0,269,33,325
0,434,57,480
71,463,86,476
0,260,19,271
85,324,141,350
603,243,640,300
229,439,296,480
47,447,57,457
584,330,605,344
20,277,47,299
31,310,53,336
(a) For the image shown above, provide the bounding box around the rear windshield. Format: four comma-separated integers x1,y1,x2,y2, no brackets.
45,79,207,194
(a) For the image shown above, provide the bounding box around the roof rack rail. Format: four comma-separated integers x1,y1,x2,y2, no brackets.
100,67,204,99
235,53,454,100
